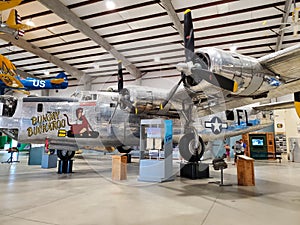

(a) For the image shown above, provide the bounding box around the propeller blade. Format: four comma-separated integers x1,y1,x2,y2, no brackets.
160,76,184,109
117,60,123,92
184,9,194,62
191,67,238,92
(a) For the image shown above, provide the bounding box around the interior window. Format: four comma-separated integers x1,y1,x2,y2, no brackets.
37,103,43,112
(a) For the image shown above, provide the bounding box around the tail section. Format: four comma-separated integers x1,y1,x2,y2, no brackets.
6,9,25,37
294,92,300,118
55,72,67,80
0,0,22,11
50,72,68,88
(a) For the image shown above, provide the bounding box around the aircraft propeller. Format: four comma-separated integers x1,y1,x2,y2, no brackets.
159,9,196,109
116,61,136,111
109,62,136,124
160,9,238,110
117,60,123,92
181,9,238,92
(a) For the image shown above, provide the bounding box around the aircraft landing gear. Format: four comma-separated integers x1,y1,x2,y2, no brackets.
116,146,132,163
116,145,132,154
178,102,208,178
57,150,75,160
57,150,75,173
179,132,205,162
179,133,209,179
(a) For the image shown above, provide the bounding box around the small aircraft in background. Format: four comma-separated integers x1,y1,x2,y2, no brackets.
0,54,68,95
0,8,32,39
0,0,22,11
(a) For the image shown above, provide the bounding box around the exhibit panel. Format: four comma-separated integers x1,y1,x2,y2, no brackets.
274,108,300,159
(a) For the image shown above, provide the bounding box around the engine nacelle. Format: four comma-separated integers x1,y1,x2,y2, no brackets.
121,86,170,113
188,47,276,95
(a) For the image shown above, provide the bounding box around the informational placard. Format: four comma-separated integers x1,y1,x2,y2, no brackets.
146,127,161,138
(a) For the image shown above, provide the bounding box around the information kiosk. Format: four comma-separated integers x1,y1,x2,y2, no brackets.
138,119,174,182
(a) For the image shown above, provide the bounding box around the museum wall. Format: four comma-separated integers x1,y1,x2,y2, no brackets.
274,108,300,155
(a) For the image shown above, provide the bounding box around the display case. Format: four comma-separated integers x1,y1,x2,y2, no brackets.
138,119,174,182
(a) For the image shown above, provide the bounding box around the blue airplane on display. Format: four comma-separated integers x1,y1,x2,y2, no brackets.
0,54,68,95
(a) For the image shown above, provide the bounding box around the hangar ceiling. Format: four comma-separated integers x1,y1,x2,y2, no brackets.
0,0,299,88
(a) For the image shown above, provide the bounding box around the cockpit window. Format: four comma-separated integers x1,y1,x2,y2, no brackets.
0,96,17,117
37,103,43,112
81,94,98,101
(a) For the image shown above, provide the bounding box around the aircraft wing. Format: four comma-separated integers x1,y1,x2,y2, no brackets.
259,44,300,81
0,73,24,89
252,101,294,111
171,43,300,117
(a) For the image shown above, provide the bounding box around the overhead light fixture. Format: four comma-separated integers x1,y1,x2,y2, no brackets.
44,70,50,76
93,62,100,69
229,45,237,53
25,18,35,27
105,0,116,10
154,56,161,63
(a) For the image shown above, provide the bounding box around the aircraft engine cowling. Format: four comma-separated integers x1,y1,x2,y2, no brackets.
120,87,170,113
187,47,276,95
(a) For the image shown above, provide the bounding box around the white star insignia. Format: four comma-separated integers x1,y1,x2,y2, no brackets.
211,117,222,133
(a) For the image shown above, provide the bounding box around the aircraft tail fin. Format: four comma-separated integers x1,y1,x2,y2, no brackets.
294,92,300,118
50,72,68,87
55,72,67,80
6,9,25,37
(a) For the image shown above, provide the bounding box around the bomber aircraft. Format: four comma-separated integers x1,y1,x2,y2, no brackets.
0,54,68,95
0,9,300,162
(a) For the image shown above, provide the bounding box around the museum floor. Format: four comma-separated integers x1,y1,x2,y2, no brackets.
0,151,300,225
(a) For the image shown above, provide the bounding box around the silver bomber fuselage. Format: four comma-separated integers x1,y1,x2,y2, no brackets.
0,87,177,151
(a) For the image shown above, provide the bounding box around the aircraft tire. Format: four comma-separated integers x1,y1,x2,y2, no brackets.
57,150,75,160
116,145,132,154
179,133,205,162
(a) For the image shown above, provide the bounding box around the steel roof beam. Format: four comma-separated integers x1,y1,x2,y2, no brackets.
38,0,142,79
0,34,85,80
0,33,85,81
160,0,184,40
275,0,292,51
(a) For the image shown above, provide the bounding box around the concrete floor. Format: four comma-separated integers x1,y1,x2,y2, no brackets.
0,151,300,225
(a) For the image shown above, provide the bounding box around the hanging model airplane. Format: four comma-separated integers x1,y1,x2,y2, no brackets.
0,54,68,95
0,0,22,11
0,9,300,162
0,8,32,39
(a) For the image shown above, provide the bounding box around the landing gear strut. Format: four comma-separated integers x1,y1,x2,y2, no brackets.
57,150,75,174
